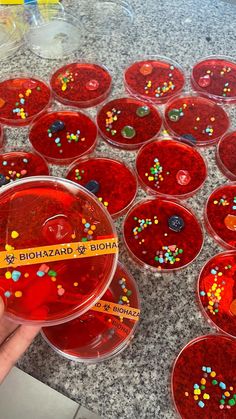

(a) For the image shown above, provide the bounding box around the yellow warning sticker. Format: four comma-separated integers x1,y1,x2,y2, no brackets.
91,299,140,321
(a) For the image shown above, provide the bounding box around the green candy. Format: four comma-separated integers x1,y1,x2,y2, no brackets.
136,106,150,117
228,399,236,406
168,108,181,122
48,270,57,277
126,290,132,296
121,125,136,139
220,399,225,405
212,379,218,385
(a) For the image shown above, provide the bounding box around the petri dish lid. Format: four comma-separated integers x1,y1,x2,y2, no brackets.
0,8,24,59
0,176,118,326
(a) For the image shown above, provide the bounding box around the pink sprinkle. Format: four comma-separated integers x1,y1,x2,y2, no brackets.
58,288,65,296
39,264,49,273
169,245,176,252
21,170,27,175
219,405,224,410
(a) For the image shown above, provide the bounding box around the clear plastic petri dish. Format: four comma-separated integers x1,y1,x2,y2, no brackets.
204,183,236,249
96,97,162,150
0,176,118,326
216,131,236,181
29,108,98,165
0,149,49,188
171,334,236,418
123,196,204,272
42,261,140,363
0,74,52,127
0,8,24,60
191,55,236,103
24,4,83,59
66,155,138,219
124,56,185,105
198,250,236,339
164,93,230,147
50,62,112,108
135,137,207,199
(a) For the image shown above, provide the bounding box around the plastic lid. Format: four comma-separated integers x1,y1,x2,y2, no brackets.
29,109,97,165
172,334,236,418
50,62,112,108
0,9,24,60
136,138,207,198
205,183,236,249
123,197,203,271
191,56,236,103
216,131,236,180
0,76,51,127
42,261,140,363
198,250,236,338
164,93,230,147
0,176,118,326
66,156,137,219
124,56,185,104
97,97,162,150
0,151,49,188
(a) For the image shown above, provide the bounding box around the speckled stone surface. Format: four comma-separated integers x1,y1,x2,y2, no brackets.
2,0,235,418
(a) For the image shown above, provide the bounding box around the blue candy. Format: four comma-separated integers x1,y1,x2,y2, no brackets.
12,270,21,282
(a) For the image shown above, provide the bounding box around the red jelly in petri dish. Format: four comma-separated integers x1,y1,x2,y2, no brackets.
29,109,98,165
66,156,137,219
191,56,236,103
172,334,236,418
42,261,140,363
123,197,203,271
0,151,49,187
97,97,162,150
124,57,185,104
164,94,230,147
205,183,236,249
198,251,236,339
216,131,236,181
50,62,112,108
136,138,207,199
0,76,51,127
0,177,118,326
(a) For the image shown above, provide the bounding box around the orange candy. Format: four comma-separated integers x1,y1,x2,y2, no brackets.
224,214,236,231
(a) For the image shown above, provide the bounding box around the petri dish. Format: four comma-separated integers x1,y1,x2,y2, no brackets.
216,131,236,181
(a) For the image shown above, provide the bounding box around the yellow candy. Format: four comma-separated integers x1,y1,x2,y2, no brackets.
62,83,67,91
11,230,19,239
5,244,14,251
5,271,12,279
210,371,216,377
203,393,210,400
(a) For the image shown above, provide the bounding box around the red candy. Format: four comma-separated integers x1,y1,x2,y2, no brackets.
135,139,207,198
124,58,185,104
66,156,137,218
216,131,236,180
172,335,236,418
0,77,51,126
29,110,97,165
191,57,236,103
42,262,140,362
123,197,203,271
0,178,117,325
164,94,230,146
50,62,112,108
97,97,162,150
205,183,236,249
198,251,236,338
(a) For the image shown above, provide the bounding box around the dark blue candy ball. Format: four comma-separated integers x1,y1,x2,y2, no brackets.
168,215,185,232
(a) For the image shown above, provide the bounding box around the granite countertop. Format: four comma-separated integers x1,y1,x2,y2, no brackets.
2,0,235,417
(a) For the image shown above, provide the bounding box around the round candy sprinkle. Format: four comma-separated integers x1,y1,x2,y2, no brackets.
136,106,151,117
168,109,182,122
176,170,191,186
140,63,153,75
168,215,185,232
84,180,100,195
85,79,99,91
121,125,136,139
198,75,211,88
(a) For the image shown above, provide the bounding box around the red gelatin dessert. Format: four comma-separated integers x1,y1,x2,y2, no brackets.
198,251,236,338
66,156,137,219
205,183,236,249
42,261,140,362
172,335,236,418
97,97,162,150
124,57,185,104
0,151,49,187
164,94,230,147
123,197,203,271
50,63,112,108
29,110,97,165
0,177,118,325
136,138,207,198
0,76,51,126
191,56,236,103
216,131,236,180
